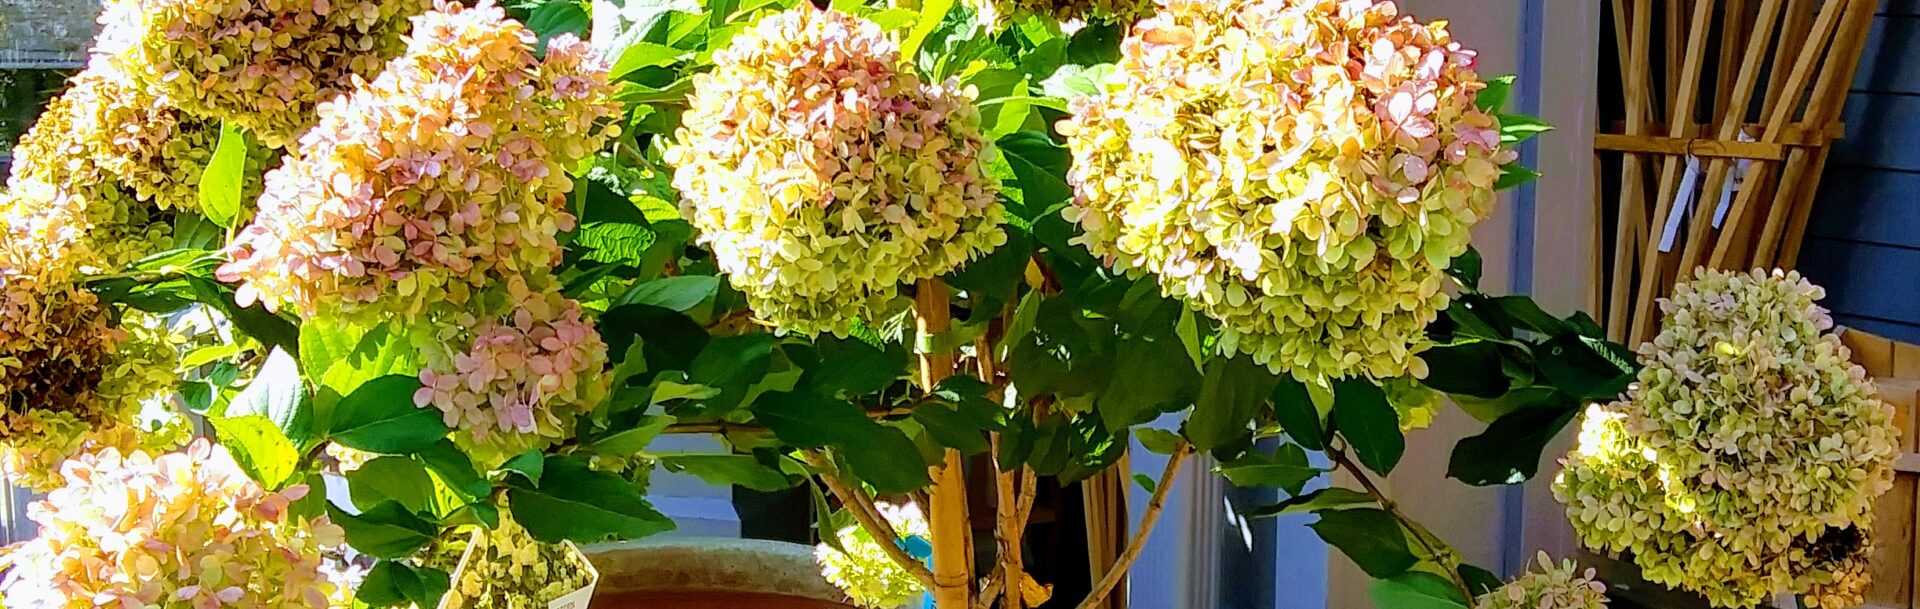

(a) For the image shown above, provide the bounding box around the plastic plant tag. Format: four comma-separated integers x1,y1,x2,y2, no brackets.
438,525,600,609
1657,155,1703,253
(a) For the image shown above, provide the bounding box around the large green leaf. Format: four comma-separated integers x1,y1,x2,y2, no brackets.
357,561,451,609
1218,443,1320,495
306,321,423,410
752,392,873,448
1185,356,1281,452
615,275,720,313
1311,508,1416,579
183,276,300,354
506,456,676,543
1419,342,1511,399
198,121,250,228
997,131,1073,222
685,334,775,412
327,375,449,454
346,457,441,516
842,425,932,494
1244,487,1376,519
659,454,792,492
227,347,311,442
1368,572,1470,609
1536,335,1637,401
804,337,908,398
1331,380,1404,475
329,501,438,559
1448,404,1579,486
413,439,490,499
1271,378,1326,450
208,414,299,489
1096,323,1201,431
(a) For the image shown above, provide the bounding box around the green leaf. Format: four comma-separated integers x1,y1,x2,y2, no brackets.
899,0,956,65
1065,19,1123,64
526,0,589,48
507,456,676,543
329,501,438,559
1097,320,1202,431
610,41,689,79
1243,487,1376,519
183,276,300,353
1497,113,1554,145
499,449,546,485
805,337,908,398
809,479,846,553
1368,572,1470,609
616,275,720,313
1448,405,1579,486
911,402,992,455
208,414,299,489
198,121,250,228
842,425,933,494
1536,335,1635,401
660,454,792,492
227,348,312,442
347,457,440,516
752,392,872,448
313,321,424,405
997,131,1073,221
327,375,449,454
1310,508,1417,578
1135,428,1182,455
358,562,451,609
1476,75,1516,112
414,440,490,499
1331,380,1404,475
1460,564,1504,597
1490,296,1573,337
1185,355,1282,451
686,334,775,412
1218,443,1319,495
1447,247,1483,290
586,415,674,460
1420,342,1511,399
1132,473,1156,493
1271,378,1326,450
1495,163,1542,191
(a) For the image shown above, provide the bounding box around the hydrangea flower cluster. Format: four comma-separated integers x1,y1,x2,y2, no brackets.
667,6,1006,336
2,79,173,273
816,502,931,609
1554,269,1898,608
1474,552,1609,609
441,515,596,609
219,0,621,320
0,441,343,608
1059,0,1510,382
0,408,191,492
415,277,610,466
100,0,427,147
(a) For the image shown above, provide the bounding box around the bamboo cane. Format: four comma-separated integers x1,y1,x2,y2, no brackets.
916,279,973,609
1671,0,1788,277
1606,0,1656,342
1753,0,1875,267
1625,0,1716,344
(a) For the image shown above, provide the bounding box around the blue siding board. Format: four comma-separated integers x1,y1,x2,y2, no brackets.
1835,314,1920,344
1807,167,1920,248
1888,0,1920,17
1797,238,1920,336
1856,16,1920,94
1834,92,1920,172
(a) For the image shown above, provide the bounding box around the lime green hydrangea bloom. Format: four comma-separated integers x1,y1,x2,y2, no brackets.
1060,0,1511,382
816,502,931,609
98,0,427,147
1555,269,1898,608
1474,552,1608,609
442,514,596,609
967,0,1156,25
668,6,1006,336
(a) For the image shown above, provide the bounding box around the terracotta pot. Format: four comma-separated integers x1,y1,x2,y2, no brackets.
584,538,857,609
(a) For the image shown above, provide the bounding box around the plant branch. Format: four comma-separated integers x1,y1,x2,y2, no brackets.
803,451,937,589
1073,440,1191,609
660,406,918,435
1325,444,1473,599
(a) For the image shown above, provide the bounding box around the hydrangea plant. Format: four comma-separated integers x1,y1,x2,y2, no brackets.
0,0,1880,608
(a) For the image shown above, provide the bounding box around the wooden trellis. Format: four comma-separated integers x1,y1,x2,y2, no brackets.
1595,0,1878,346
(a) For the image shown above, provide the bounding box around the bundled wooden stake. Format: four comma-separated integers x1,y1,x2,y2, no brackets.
1595,0,1876,344
916,279,974,609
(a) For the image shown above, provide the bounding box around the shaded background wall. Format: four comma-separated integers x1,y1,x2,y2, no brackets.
1799,0,1920,341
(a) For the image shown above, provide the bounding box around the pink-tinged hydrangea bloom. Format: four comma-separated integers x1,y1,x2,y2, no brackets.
0,441,344,609
0,266,119,434
1059,0,1513,382
98,0,427,148
1555,269,1898,609
0,409,191,492
666,6,1006,336
414,277,609,467
218,0,621,320
1474,552,1608,609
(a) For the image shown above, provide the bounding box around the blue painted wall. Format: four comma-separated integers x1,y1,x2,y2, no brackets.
1798,1,1920,341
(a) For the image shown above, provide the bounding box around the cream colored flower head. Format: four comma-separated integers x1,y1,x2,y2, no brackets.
1475,552,1608,609
1060,0,1511,382
816,502,931,609
218,0,621,319
1555,268,1898,608
0,441,344,608
98,0,427,147
667,5,1006,337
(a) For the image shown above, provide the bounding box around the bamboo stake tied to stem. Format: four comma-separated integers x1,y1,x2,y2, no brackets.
915,279,973,609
